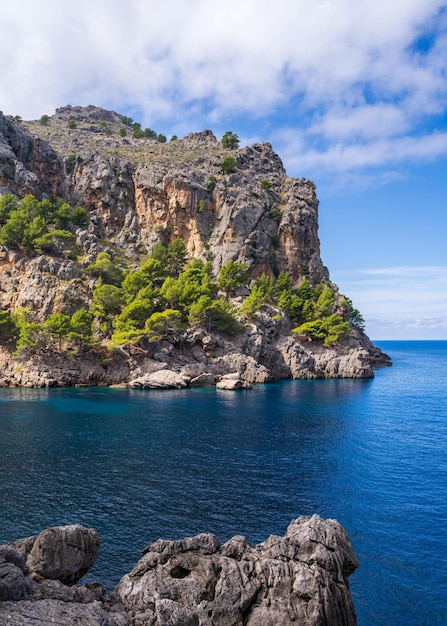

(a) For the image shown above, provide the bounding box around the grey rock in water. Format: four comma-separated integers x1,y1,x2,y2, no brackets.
0,516,358,625
116,514,358,626
216,373,252,390
128,369,187,389
7,524,100,585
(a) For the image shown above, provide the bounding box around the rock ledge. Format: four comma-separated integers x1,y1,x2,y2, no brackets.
0,516,358,625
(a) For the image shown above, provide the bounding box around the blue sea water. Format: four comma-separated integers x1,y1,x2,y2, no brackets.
0,340,446,625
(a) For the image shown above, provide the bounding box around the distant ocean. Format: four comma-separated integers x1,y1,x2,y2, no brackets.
1,340,446,625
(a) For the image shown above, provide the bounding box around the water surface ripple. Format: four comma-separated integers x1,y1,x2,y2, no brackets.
1,340,446,625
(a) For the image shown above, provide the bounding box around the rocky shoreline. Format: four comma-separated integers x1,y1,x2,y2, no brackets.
0,318,390,389
0,517,358,625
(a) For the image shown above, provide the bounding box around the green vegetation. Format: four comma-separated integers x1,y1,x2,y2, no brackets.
207,176,217,193
65,154,77,174
217,260,249,297
221,131,240,149
0,194,87,255
221,156,237,174
237,270,352,346
10,308,94,355
0,191,357,355
39,115,50,126
68,120,77,129
260,179,272,189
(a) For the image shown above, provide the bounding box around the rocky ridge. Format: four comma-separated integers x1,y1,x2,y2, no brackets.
0,517,358,625
0,106,390,387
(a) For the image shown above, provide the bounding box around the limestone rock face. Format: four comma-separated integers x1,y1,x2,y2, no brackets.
115,514,358,626
0,106,391,387
11,525,100,585
129,369,187,389
0,518,358,626
0,108,328,287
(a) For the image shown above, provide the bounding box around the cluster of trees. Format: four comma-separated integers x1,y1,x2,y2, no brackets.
120,116,168,141
88,242,245,350
0,194,363,353
0,241,249,355
6,309,95,355
0,194,87,255
239,270,363,346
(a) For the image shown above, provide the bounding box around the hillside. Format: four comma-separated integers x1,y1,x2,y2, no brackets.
0,106,390,387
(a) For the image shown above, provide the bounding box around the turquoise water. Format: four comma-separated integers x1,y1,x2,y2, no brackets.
0,340,446,624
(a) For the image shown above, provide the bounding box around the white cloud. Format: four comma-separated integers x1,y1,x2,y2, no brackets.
1,0,447,182
332,266,447,339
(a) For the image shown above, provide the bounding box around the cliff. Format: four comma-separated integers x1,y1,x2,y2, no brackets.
0,106,390,387
0,518,358,625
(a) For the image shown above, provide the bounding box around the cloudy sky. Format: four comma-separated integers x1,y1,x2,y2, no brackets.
1,0,446,339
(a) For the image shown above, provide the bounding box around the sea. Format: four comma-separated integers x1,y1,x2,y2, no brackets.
0,340,446,625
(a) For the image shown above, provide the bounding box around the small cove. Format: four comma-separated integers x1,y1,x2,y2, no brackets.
1,340,446,625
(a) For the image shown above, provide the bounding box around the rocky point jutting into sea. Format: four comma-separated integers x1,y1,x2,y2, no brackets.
0,105,389,388
0,518,358,626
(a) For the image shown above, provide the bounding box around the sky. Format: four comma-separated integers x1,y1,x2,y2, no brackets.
1,0,446,340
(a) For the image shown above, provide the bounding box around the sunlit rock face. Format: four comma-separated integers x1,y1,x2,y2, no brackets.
0,106,390,388
0,516,358,626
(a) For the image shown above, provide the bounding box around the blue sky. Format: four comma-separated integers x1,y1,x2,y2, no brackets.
1,0,446,339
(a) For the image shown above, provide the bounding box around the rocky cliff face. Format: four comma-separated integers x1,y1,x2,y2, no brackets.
1,106,327,283
0,518,358,626
0,105,390,386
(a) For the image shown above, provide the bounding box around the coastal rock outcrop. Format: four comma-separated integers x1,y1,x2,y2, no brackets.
0,516,358,626
5,525,100,586
0,106,391,388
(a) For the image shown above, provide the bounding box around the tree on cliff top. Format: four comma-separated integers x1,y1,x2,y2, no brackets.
221,131,240,149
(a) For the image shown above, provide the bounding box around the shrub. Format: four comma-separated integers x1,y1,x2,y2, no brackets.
144,128,157,139
221,156,237,174
261,179,272,189
68,120,77,129
217,260,249,296
39,115,50,126
293,314,350,347
65,154,77,174
207,176,217,193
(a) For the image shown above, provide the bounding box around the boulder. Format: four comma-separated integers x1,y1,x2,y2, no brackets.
0,546,30,601
189,372,216,386
128,369,187,389
115,514,358,625
10,524,100,585
0,517,358,625
216,373,253,390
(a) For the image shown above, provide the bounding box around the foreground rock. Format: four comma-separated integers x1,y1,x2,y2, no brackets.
0,516,358,625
